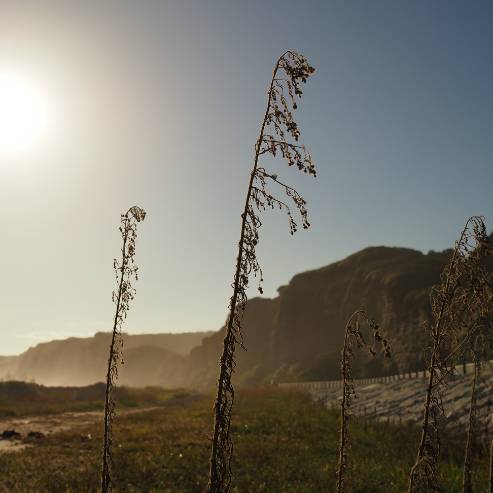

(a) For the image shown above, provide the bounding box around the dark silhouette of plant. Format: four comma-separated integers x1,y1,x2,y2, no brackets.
409,216,492,493
207,51,316,493
462,328,488,493
337,310,390,493
490,424,493,493
101,206,146,493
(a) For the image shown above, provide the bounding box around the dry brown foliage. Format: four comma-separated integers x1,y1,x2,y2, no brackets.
207,51,316,493
462,331,485,493
409,216,493,493
101,206,146,493
336,310,390,493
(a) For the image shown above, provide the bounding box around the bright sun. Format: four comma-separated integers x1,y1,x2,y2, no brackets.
0,73,49,154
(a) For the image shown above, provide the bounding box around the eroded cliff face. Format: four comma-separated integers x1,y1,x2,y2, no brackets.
3,237,491,389
185,246,456,387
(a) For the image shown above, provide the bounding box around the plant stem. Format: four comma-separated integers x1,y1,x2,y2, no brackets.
462,357,480,493
101,217,129,493
337,327,351,493
207,56,283,493
489,438,493,493
408,222,470,492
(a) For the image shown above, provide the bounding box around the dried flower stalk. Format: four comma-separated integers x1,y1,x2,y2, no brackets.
409,216,492,493
337,310,390,493
462,334,482,493
490,432,493,493
101,206,146,493
207,51,316,493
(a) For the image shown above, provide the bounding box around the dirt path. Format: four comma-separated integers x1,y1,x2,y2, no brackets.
0,406,159,453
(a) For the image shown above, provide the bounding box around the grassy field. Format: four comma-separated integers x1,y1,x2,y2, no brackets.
0,381,190,418
0,387,487,492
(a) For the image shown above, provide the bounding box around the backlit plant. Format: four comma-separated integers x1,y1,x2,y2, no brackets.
337,309,390,493
101,206,146,493
462,327,490,493
408,216,492,493
207,51,316,493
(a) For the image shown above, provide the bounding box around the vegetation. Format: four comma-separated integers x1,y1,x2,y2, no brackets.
462,340,481,493
209,51,316,492
409,216,493,492
337,310,390,493
0,381,185,418
0,50,491,493
0,387,489,493
102,206,146,493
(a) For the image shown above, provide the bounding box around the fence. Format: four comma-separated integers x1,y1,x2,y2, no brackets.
278,361,491,392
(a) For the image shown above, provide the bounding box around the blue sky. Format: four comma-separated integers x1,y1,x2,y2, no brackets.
0,1,492,353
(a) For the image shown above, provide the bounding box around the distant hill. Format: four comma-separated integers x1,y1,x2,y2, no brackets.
185,246,449,387
187,236,492,387
1,237,491,388
0,332,211,387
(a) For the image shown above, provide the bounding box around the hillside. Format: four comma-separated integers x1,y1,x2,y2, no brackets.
185,246,449,387
186,235,491,386
1,238,491,388
0,332,210,387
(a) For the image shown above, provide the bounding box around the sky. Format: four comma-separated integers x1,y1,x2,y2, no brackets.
0,1,492,354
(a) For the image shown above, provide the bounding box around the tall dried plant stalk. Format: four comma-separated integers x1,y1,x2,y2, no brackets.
207,51,316,493
490,426,493,493
337,310,390,493
462,333,483,493
101,206,146,493
408,216,492,493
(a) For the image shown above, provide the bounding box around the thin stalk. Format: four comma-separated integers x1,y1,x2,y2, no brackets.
419,354,437,457
208,56,282,493
408,223,468,493
337,328,351,493
336,310,390,493
101,218,129,493
462,358,480,493
207,51,316,493
490,438,493,493
409,216,492,492
100,206,145,493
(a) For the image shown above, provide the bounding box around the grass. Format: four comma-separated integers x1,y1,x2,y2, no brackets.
0,387,487,492
0,381,189,418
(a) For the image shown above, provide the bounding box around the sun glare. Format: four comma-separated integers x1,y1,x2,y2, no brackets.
0,73,49,154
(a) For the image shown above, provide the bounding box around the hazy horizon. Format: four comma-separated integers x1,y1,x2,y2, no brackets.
1,0,492,354
0,235,474,356
0,328,216,357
